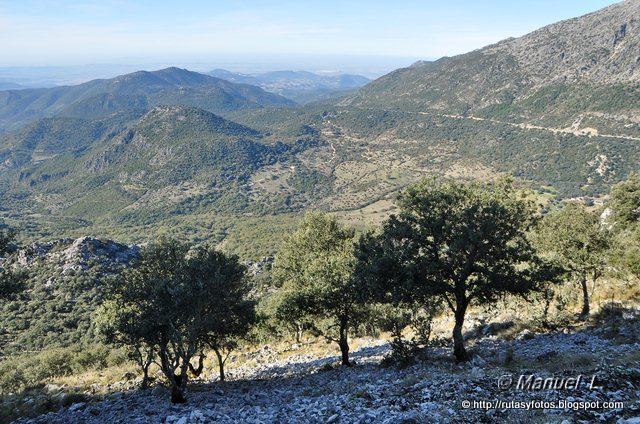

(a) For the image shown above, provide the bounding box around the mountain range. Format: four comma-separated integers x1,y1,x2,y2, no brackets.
0,67,295,133
0,0,638,258
208,69,371,104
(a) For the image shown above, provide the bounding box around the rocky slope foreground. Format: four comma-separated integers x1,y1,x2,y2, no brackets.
13,311,640,424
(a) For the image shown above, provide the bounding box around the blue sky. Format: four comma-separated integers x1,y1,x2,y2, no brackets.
0,0,620,70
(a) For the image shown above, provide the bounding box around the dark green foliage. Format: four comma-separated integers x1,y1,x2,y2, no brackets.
609,174,640,228
0,222,24,302
611,224,640,279
0,221,16,256
97,238,255,401
607,176,640,280
272,212,369,366
379,303,439,366
535,202,611,318
357,178,560,361
287,167,334,196
610,224,640,280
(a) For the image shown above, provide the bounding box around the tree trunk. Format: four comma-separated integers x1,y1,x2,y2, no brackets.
159,342,186,403
580,273,590,319
169,369,187,403
170,360,189,404
170,382,186,403
135,346,152,390
295,323,303,343
542,289,552,328
188,354,205,378
214,348,225,382
338,318,351,366
452,300,469,362
141,361,151,390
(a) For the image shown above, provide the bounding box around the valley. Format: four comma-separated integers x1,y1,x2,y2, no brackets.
1,1,640,423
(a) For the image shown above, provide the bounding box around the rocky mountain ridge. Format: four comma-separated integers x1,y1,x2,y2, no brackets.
14,236,139,272
343,0,640,130
486,0,640,85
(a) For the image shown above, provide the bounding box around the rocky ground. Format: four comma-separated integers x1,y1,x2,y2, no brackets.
12,309,640,424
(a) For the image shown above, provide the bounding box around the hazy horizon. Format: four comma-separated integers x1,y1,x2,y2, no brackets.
1,1,619,64
0,0,621,87
0,54,425,88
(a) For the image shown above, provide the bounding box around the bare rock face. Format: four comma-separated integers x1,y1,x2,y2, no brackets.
13,236,139,292
345,0,640,127
243,256,274,275
487,0,640,85
16,236,139,271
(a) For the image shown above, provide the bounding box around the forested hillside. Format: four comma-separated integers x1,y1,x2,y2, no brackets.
0,3,636,256
0,67,295,133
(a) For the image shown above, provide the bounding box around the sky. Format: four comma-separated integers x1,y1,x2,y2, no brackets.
0,0,621,75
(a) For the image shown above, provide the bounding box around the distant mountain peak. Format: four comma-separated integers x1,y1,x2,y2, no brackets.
0,68,295,132
158,66,187,73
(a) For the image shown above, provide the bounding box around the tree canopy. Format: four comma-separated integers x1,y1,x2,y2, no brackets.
358,178,557,361
535,202,610,317
0,222,24,300
96,238,255,402
609,174,640,229
272,212,367,366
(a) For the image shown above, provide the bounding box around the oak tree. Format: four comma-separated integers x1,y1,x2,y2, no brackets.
97,238,254,402
358,179,555,361
536,202,610,318
272,213,367,366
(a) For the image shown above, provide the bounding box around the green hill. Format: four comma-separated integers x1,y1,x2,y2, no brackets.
0,67,296,133
0,105,324,248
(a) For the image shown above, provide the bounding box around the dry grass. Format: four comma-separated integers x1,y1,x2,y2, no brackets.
53,363,140,392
